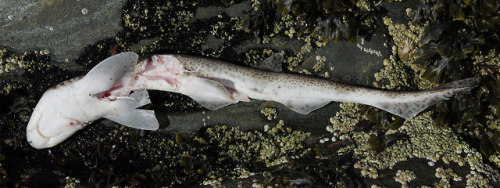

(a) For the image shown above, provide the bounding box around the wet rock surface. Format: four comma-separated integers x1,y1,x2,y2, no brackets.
0,0,126,64
0,0,499,187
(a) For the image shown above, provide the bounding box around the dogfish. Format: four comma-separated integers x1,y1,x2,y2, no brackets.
26,52,479,149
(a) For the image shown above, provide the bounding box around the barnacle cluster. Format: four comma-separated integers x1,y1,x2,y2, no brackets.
394,170,416,188
36,119,310,186
0,49,59,95
356,0,500,162
325,15,500,181
330,102,500,186
434,167,462,187
260,107,278,120
198,121,310,168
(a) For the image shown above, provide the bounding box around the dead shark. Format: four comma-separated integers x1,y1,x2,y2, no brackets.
26,52,478,149
26,52,158,149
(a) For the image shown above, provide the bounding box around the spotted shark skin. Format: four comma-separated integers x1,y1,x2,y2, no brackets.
140,54,478,117
26,52,479,149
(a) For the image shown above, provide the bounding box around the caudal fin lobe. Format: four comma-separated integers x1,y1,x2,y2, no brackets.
374,78,479,119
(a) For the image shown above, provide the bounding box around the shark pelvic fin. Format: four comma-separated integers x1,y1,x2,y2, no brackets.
181,77,242,110
104,90,159,130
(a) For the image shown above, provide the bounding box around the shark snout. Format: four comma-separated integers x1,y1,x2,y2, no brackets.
26,123,80,149
26,109,82,149
26,126,51,149
26,109,49,149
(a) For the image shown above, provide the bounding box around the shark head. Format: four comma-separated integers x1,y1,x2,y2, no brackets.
26,80,98,149
26,52,159,149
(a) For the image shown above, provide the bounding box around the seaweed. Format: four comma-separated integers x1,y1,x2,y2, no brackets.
272,0,380,43
408,0,500,158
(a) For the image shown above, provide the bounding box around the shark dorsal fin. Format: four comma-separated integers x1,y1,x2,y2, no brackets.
83,52,139,93
253,53,283,72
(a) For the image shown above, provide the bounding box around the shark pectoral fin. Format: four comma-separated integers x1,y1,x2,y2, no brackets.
181,77,240,110
104,109,159,130
104,90,159,130
253,53,283,72
83,52,139,94
280,99,331,114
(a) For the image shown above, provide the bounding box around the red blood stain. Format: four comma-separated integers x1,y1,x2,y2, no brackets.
96,85,123,100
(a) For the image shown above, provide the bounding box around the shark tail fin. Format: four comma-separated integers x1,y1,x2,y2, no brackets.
373,78,479,119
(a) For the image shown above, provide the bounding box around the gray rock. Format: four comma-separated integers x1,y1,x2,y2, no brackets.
0,0,126,67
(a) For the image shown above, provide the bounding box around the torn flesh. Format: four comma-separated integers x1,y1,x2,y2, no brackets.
131,54,250,109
